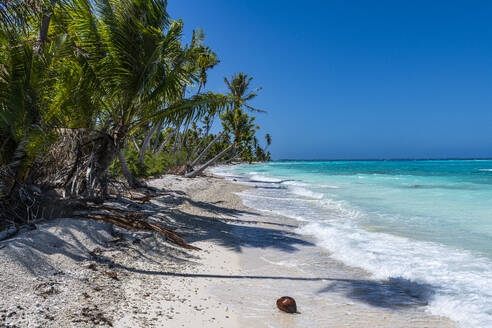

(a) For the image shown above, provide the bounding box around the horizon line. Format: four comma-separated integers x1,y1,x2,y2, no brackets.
273,157,492,162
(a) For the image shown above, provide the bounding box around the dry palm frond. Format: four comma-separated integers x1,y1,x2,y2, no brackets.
74,206,200,250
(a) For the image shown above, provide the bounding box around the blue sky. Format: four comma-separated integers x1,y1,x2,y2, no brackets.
168,1,492,160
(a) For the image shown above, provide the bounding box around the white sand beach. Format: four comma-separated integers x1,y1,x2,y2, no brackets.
0,173,457,327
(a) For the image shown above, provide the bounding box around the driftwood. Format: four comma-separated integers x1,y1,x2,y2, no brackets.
74,208,200,250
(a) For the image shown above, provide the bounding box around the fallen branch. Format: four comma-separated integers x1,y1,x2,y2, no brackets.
74,211,200,250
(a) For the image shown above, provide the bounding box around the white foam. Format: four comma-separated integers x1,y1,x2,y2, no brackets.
282,180,340,189
260,256,299,268
281,180,308,186
298,221,492,328
317,199,362,219
209,166,236,177
238,192,311,221
289,186,324,199
234,193,311,202
479,169,492,172
319,184,340,189
249,174,283,183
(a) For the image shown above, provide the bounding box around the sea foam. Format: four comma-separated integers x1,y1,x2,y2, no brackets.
298,221,492,327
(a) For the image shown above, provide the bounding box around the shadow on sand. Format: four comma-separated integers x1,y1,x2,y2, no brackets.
109,263,436,309
1,186,438,311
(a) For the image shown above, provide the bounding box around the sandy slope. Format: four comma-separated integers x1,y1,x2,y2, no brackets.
0,175,244,328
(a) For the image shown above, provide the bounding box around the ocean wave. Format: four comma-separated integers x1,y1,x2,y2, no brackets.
238,192,312,222
289,186,324,199
249,174,284,183
318,184,340,189
281,180,309,187
317,199,362,219
234,193,309,202
298,222,492,328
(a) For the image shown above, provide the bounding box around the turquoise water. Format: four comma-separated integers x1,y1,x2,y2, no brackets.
212,160,492,328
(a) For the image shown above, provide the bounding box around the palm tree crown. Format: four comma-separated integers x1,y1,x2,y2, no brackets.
224,73,264,113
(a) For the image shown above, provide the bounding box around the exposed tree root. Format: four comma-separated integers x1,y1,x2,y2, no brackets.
127,194,152,203
110,187,164,204
0,226,19,242
74,209,200,251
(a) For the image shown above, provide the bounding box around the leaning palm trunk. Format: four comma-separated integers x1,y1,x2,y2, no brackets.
177,121,190,152
154,129,177,154
151,123,163,152
185,144,234,178
132,136,140,151
171,121,182,153
223,149,240,164
188,122,214,161
189,131,225,168
118,149,140,188
139,124,159,163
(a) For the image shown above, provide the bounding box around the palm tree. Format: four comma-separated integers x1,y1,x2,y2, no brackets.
185,73,263,177
0,1,74,180
265,133,272,149
192,30,219,94
138,30,220,163
185,107,258,178
224,72,264,113
0,0,83,221
60,0,229,188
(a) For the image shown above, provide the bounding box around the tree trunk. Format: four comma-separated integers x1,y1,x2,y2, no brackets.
188,119,213,160
151,123,163,153
118,149,140,188
36,0,56,52
155,129,176,154
223,149,240,164
177,121,190,153
172,121,182,153
38,12,51,44
88,132,116,197
189,131,224,168
64,131,116,198
185,144,234,178
139,124,159,163
131,136,140,151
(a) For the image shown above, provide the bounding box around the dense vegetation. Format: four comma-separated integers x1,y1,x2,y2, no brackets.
0,0,271,226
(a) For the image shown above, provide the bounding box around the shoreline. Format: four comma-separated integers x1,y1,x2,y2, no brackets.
208,173,457,328
0,173,457,327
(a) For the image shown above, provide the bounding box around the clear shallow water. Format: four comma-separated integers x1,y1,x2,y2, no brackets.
212,160,492,328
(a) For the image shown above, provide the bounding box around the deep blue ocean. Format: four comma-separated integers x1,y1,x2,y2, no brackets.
213,160,492,328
